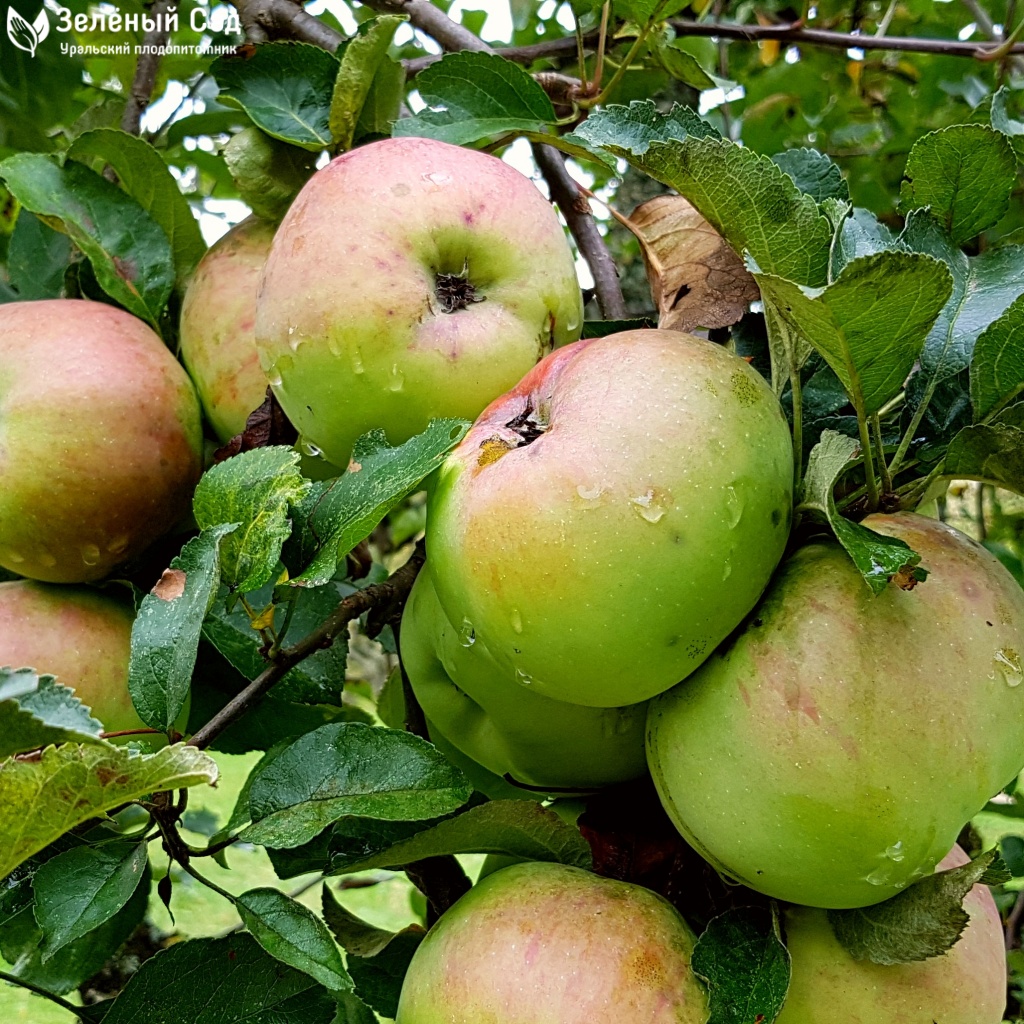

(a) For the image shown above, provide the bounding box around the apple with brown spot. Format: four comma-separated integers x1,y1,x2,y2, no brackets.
395,862,709,1024
0,300,203,583
647,512,1024,908
426,328,794,708
256,136,584,467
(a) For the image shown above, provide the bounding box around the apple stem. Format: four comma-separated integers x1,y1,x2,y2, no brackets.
857,412,881,510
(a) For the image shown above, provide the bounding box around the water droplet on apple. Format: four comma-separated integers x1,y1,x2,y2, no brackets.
349,344,365,374
458,619,476,647
80,543,101,566
885,841,905,862
725,485,744,528
38,551,57,568
3,550,24,564
265,366,283,387
327,336,341,357
721,560,732,581
388,364,405,392
865,864,894,886
107,535,129,555
297,437,321,457
510,609,523,634
994,647,1022,687
576,483,603,502
631,489,665,523
514,667,533,686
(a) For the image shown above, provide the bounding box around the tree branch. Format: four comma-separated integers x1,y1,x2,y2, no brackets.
361,0,489,53
230,0,343,48
121,0,172,135
1007,887,1024,951
188,543,425,749
404,33,598,77
531,142,626,320
669,17,1024,57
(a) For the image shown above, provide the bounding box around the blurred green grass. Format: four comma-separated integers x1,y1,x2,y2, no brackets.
0,751,427,1022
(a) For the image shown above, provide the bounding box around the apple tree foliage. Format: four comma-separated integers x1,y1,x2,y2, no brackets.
1,0,1024,1021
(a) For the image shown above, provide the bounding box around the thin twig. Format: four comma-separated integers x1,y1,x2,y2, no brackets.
362,0,489,53
0,971,89,1020
188,544,425,749
230,0,342,48
121,0,172,135
669,17,1024,57
531,143,626,320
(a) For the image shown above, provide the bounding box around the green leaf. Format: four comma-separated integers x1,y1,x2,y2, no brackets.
202,581,349,707
164,109,251,147
329,15,406,152
193,448,310,594
5,212,70,300
33,841,148,959
321,886,400,956
899,125,1016,245
291,420,468,587
393,50,556,146
327,799,593,873
6,863,149,996
755,251,952,418
320,887,423,1019
651,32,715,90
68,128,205,286
0,154,174,327
0,743,217,877
212,42,340,151
0,668,104,757
570,101,832,286
101,933,339,1024
827,848,1003,964
970,293,1024,423
222,126,317,223
829,207,896,280
801,431,923,594
900,211,1024,387
615,0,688,21
355,55,405,141
691,907,791,1024
240,722,472,848
944,423,1024,494
991,86,1024,162
236,887,352,994
771,148,850,204
129,525,237,731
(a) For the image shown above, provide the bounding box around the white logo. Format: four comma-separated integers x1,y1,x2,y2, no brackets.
7,5,49,57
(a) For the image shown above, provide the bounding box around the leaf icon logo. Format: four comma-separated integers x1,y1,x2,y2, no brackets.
7,6,49,57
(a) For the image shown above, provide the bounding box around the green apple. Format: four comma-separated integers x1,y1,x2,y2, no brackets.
255,136,583,467
0,299,203,583
401,571,647,791
180,216,277,443
426,328,794,708
395,862,709,1024
0,580,147,736
647,512,1024,908
777,846,1007,1023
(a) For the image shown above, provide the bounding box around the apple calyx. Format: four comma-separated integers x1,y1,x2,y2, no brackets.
434,271,483,313
475,398,549,467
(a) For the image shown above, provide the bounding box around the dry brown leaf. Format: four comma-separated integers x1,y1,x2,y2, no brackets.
629,195,760,333
152,568,186,601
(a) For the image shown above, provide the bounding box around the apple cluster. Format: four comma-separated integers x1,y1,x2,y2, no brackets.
2,134,1022,1020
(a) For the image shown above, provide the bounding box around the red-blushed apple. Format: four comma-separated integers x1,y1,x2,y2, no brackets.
426,328,794,708
400,571,647,792
0,580,147,736
0,300,203,583
647,512,1024,909
777,846,1007,1023
180,216,276,443
255,136,584,467
395,862,709,1024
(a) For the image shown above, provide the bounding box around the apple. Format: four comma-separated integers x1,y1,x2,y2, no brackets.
401,571,647,791
0,300,203,583
0,580,148,735
395,862,709,1024
180,215,277,443
426,328,794,708
647,512,1024,908
255,136,584,467
777,846,1007,1023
